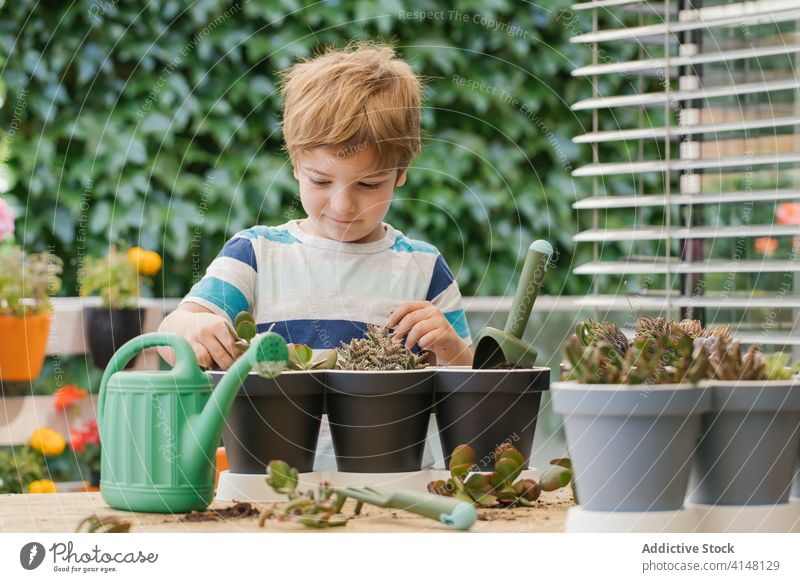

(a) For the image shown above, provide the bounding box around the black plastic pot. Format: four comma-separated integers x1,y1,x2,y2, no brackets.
325,370,435,473
84,307,145,370
435,367,550,471
211,371,325,474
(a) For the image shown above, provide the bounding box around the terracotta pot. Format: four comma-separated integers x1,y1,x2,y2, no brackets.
0,313,52,382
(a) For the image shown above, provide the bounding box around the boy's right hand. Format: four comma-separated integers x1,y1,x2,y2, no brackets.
157,303,241,370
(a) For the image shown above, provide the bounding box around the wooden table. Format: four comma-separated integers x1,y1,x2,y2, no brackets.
0,489,573,533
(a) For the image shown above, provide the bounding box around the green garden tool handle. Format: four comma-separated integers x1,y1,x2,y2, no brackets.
504,240,554,339
387,489,477,531
97,333,199,427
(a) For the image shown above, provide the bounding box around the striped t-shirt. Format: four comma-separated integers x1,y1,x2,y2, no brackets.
181,219,471,350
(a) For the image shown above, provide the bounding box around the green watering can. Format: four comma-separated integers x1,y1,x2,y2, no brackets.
473,240,554,369
97,332,288,513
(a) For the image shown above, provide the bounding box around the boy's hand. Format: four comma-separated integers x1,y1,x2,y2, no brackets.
158,304,241,370
387,301,473,366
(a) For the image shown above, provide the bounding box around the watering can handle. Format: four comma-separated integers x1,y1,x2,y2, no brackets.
97,333,199,427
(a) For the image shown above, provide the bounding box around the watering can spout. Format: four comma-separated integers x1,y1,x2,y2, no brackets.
182,333,290,480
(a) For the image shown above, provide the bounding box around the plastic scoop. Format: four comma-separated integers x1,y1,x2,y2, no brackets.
472,240,554,369
334,486,477,531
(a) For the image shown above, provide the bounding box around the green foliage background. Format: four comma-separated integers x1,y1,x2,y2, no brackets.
1,0,598,298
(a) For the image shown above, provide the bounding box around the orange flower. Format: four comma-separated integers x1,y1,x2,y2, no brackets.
776,202,800,225
28,479,57,494
53,384,87,411
127,246,162,276
755,237,778,256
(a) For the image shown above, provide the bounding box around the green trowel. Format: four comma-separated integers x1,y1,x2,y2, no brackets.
472,240,554,369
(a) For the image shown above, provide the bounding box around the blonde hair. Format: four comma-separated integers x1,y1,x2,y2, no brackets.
280,41,422,172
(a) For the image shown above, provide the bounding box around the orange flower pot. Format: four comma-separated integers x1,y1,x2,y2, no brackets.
215,446,228,488
0,313,52,382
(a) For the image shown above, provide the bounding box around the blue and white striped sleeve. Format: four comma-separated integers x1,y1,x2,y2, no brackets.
426,253,471,344
180,233,257,324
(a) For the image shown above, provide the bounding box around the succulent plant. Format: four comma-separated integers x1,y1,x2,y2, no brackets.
704,337,767,381
678,319,732,340
286,343,338,370
577,318,629,356
336,324,429,370
563,335,625,384
762,352,800,381
229,311,257,351
260,460,349,528
564,318,710,385
427,443,569,508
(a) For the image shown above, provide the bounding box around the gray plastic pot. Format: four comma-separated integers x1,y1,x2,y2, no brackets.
689,380,800,506
552,382,710,512
325,370,435,473
434,367,550,471
210,370,325,474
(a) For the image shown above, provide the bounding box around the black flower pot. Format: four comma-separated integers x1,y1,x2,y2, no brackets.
211,371,325,474
435,367,550,471
84,307,145,370
325,370,435,473
90,468,101,488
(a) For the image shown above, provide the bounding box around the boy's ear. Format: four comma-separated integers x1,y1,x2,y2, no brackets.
292,165,299,181
395,170,407,187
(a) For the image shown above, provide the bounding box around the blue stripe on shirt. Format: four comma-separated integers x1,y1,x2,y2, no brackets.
444,309,470,341
186,276,249,322
426,254,456,301
390,233,438,254
219,236,257,270
239,225,300,245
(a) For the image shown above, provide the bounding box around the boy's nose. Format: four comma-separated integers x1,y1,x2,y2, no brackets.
328,189,357,217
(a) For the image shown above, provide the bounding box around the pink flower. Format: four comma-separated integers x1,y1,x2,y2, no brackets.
0,197,14,243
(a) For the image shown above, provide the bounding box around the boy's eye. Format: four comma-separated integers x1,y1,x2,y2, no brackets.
359,182,381,190
309,178,331,187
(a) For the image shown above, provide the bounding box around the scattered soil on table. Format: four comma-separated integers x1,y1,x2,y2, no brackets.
180,501,261,522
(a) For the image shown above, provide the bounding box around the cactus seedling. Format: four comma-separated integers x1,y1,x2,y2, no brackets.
427,444,568,508
577,318,629,356
336,324,429,370
286,343,338,370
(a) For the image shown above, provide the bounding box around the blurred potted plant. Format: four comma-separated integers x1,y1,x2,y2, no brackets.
79,243,161,369
0,197,63,384
552,318,713,512
0,426,65,494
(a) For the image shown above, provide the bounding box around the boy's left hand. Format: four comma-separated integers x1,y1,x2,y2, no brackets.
388,301,473,366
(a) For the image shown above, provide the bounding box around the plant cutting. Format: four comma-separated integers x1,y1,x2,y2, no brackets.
427,443,570,508
335,324,429,370
690,340,800,506
0,202,63,383
553,317,713,512
79,243,161,369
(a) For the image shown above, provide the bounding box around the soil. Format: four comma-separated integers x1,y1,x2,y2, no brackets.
489,362,526,370
180,501,261,522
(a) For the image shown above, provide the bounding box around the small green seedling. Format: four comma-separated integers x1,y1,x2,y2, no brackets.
75,515,132,533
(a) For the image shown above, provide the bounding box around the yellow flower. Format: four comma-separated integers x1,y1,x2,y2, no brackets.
28,479,57,494
29,427,66,457
127,247,162,277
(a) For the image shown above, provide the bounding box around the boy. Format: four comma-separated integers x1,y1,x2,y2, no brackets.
158,42,472,468
159,42,473,369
